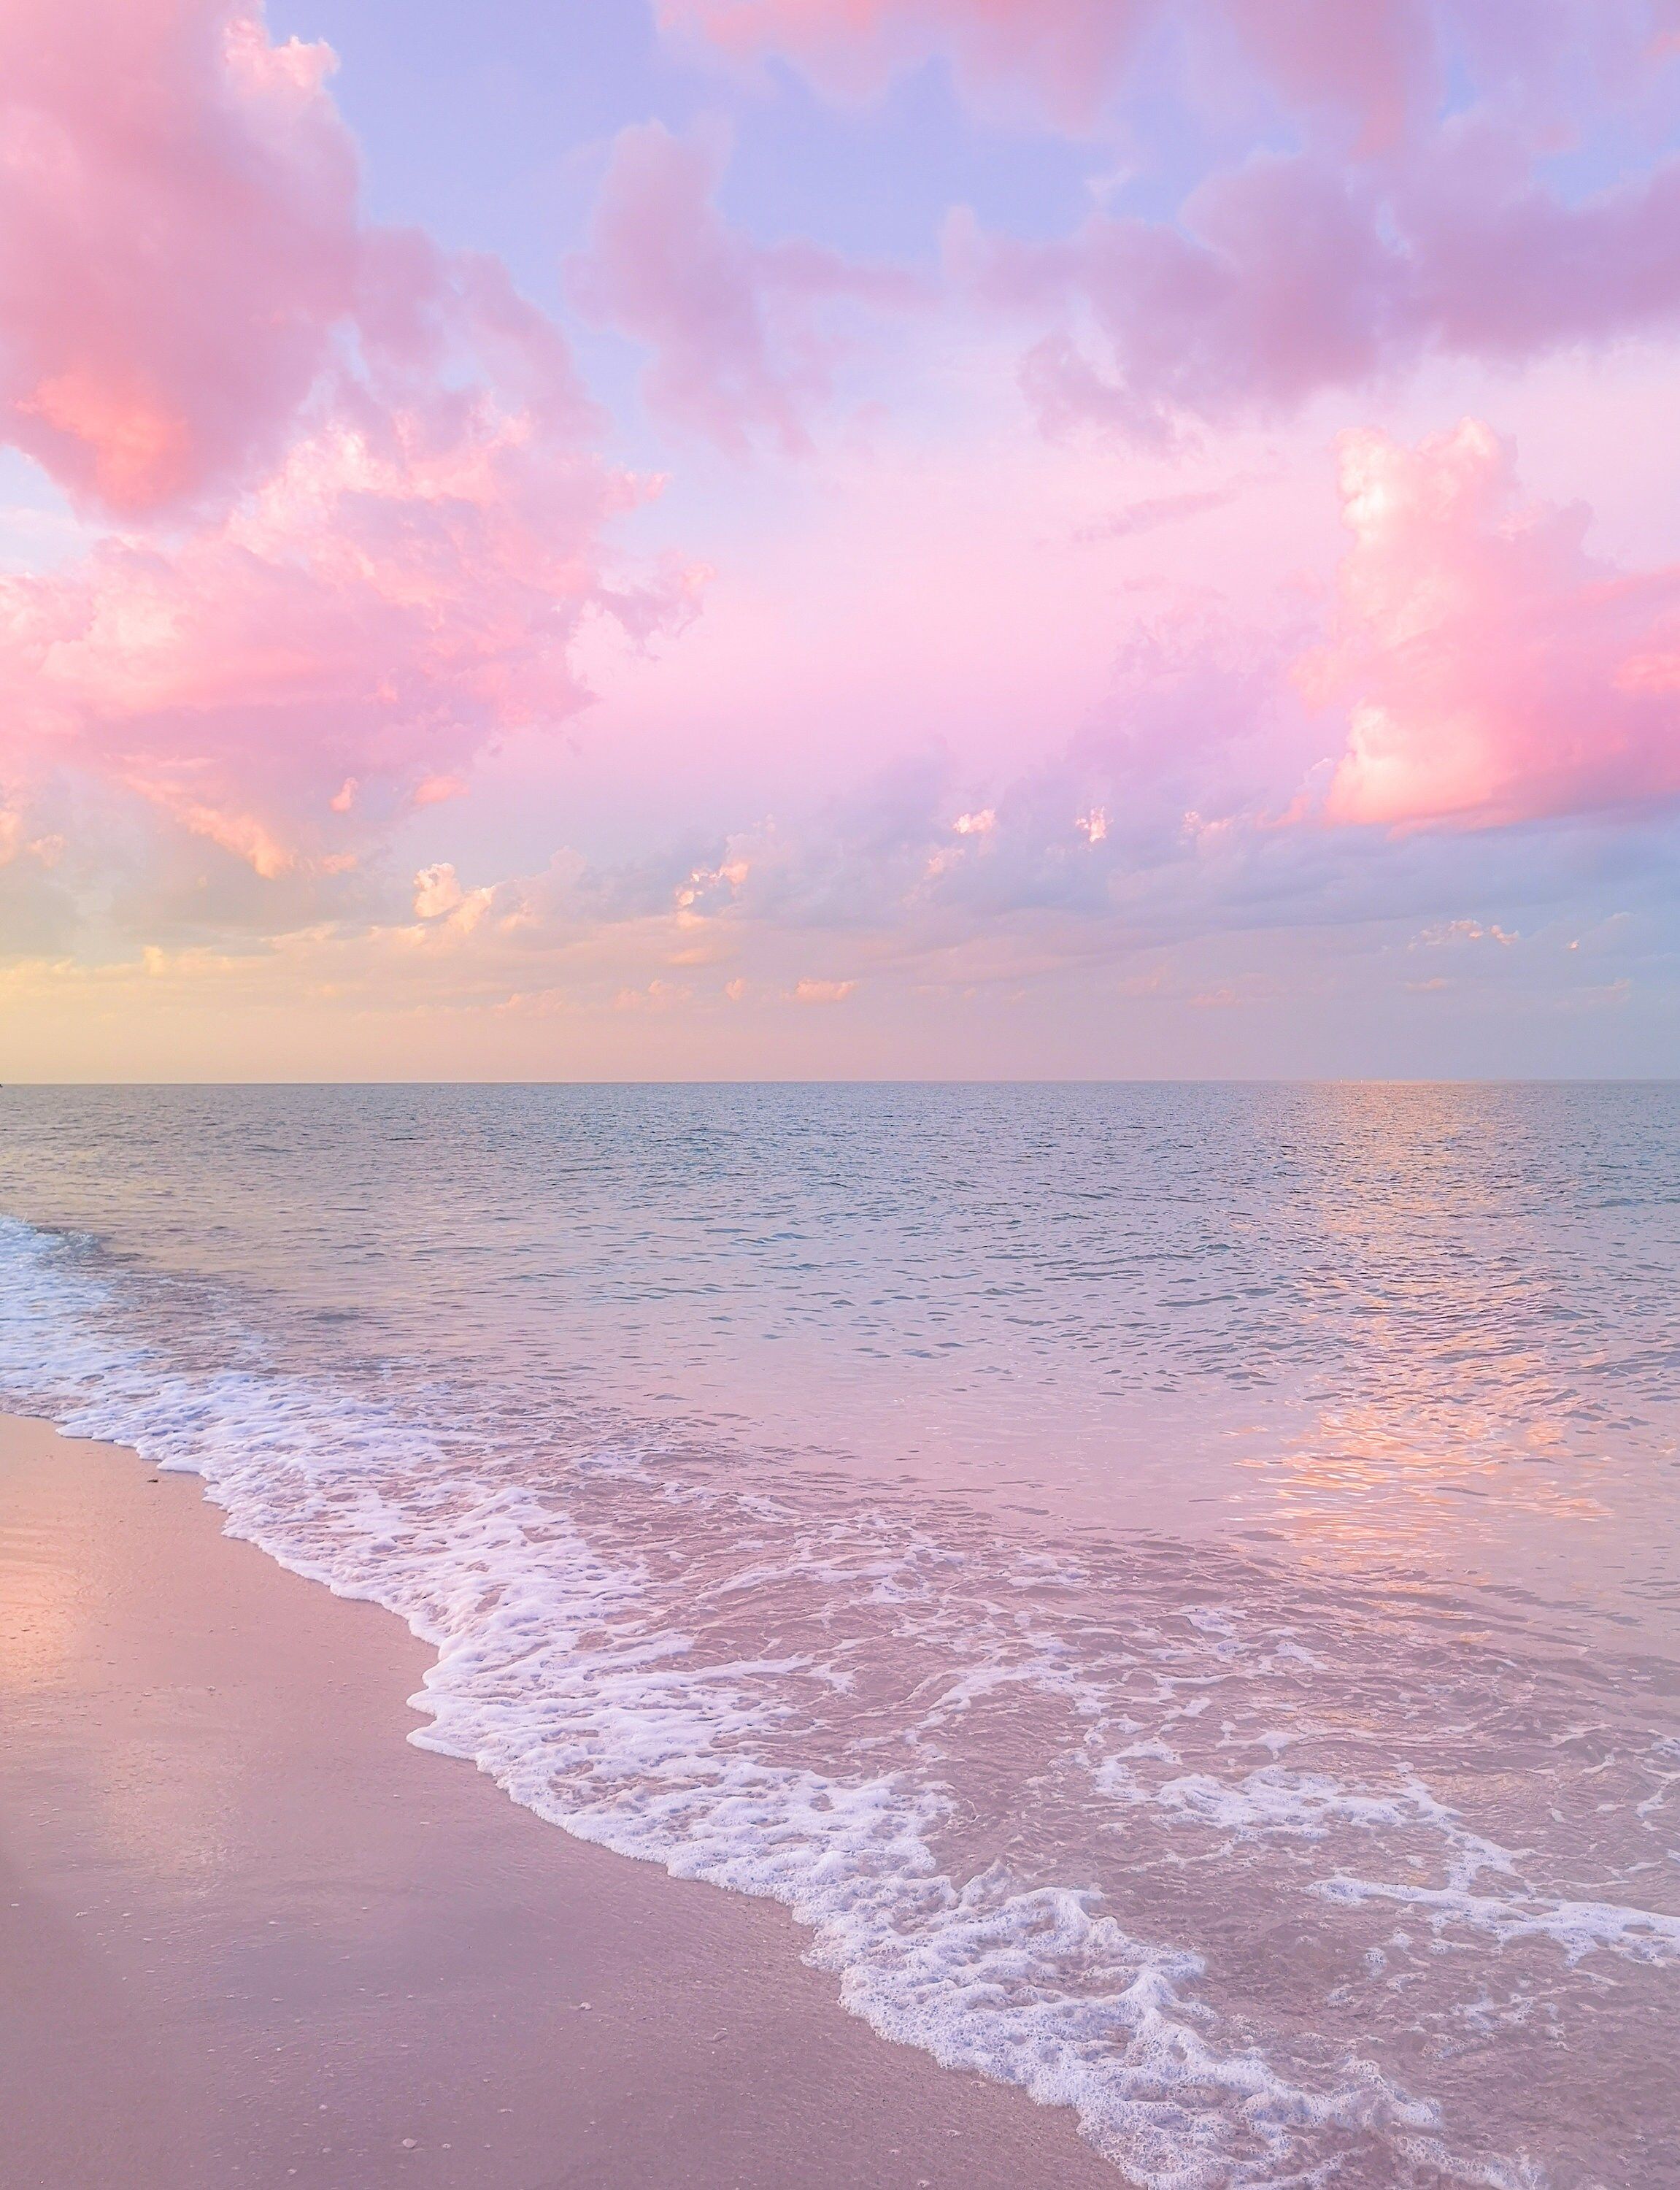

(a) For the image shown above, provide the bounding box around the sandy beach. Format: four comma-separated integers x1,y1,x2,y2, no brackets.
0,1413,1115,2190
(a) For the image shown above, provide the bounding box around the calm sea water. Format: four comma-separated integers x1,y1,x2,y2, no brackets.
1,1085,1676,2188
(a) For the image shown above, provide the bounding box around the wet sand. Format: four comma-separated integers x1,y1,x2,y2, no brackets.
0,1413,1117,2190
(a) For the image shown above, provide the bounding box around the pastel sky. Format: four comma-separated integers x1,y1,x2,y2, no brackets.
4,0,1680,1077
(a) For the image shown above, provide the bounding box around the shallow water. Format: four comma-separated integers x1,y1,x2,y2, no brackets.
1,1084,1676,2187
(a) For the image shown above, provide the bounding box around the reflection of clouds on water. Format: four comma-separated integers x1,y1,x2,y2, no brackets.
0,1425,243,1891
1203,1080,1671,1597
1243,1395,1614,1575
0,1448,94,1696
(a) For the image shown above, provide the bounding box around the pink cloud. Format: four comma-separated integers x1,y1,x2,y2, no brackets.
1406,126,1680,358
1217,0,1438,149
988,154,1398,438
654,1,1154,126
0,356,660,873
1216,1,1665,149
969,118,1680,437
0,0,361,516
659,0,1676,137
569,121,920,454
1309,418,1680,829
976,137,1680,437
0,4,691,875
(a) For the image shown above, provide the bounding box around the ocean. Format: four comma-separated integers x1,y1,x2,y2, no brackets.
1,1083,1676,2188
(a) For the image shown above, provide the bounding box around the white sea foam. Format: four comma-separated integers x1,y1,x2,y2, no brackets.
1149,1769,1421,1840
1128,1765,1519,1883
1097,1752,1680,1973
1311,1876,1680,1968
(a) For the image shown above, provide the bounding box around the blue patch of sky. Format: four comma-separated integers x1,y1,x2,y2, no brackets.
266,0,689,291
245,3,1680,276
270,0,1110,267
710,62,1095,256
1536,106,1680,204
0,448,82,572
1433,24,1680,205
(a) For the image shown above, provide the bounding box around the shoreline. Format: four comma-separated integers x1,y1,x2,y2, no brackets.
0,1412,1115,2190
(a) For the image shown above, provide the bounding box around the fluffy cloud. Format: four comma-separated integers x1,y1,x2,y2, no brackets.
0,0,360,515
982,134,1680,439
0,3,690,879
1,294,659,875
1310,419,1680,829
569,121,920,453
981,155,1398,437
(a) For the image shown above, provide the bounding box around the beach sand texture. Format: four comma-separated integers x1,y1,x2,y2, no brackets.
0,1413,1117,2190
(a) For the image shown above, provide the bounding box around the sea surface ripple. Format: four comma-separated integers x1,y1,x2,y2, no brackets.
1,1084,1676,2188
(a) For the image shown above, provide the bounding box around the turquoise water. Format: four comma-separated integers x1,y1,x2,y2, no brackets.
2,1084,1676,2185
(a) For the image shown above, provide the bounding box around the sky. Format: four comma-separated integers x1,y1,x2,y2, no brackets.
3,0,1680,1079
